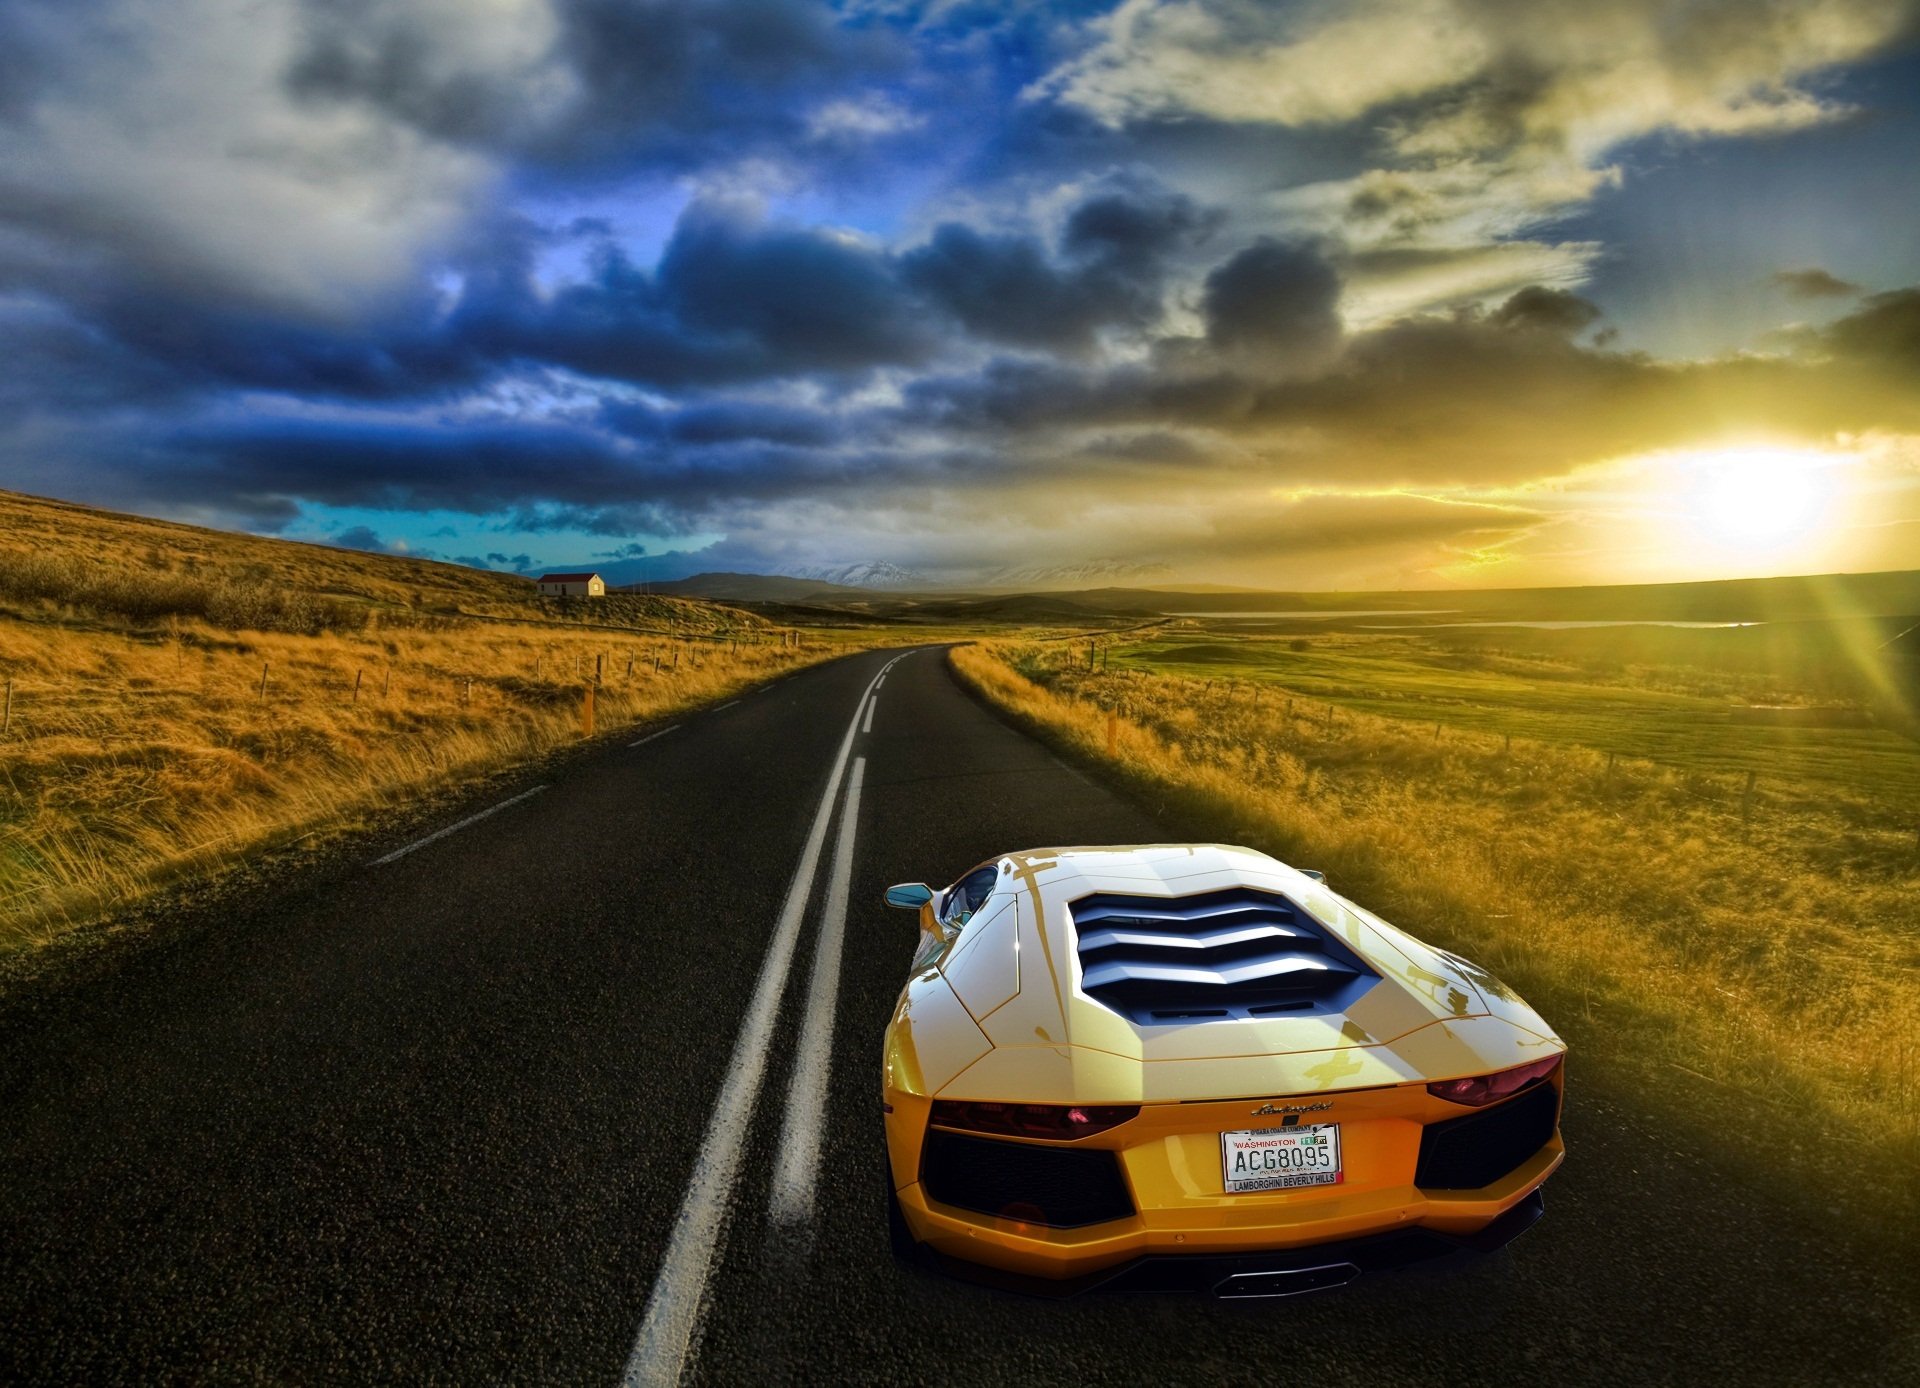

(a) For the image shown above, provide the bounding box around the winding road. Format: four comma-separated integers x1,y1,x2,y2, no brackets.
1,647,1913,1385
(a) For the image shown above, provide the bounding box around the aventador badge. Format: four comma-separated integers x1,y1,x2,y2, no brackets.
1251,1101,1334,1116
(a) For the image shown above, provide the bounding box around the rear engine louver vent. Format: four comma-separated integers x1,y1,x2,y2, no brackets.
1070,889,1379,1025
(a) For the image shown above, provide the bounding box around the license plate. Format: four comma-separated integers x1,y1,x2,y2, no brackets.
1220,1125,1343,1193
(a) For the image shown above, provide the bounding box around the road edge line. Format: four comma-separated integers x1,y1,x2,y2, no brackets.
367,786,548,866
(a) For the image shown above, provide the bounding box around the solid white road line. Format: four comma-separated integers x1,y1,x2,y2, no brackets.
619,660,888,1388
862,697,876,734
767,756,864,1228
629,725,681,749
368,786,548,866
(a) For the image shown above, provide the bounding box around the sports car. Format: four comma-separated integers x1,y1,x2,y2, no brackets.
880,844,1565,1297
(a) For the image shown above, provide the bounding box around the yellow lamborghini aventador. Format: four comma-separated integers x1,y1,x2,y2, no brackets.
880,844,1565,1297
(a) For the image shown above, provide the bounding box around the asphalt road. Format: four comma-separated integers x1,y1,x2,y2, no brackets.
1,647,1914,1385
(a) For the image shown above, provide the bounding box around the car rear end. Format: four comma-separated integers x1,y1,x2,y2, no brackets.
886,1056,1564,1295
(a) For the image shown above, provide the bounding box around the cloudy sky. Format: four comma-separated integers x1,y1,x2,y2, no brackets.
3,0,1918,589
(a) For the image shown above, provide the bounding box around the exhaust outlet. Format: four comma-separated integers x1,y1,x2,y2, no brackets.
1213,1261,1361,1299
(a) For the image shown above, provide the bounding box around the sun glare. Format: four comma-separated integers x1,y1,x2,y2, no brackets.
1685,448,1834,550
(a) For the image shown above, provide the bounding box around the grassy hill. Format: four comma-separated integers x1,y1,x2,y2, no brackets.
0,490,835,952
0,490,763,638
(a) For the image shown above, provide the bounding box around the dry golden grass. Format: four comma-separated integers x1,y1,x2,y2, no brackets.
953,640,1920,1225
0,489,865,949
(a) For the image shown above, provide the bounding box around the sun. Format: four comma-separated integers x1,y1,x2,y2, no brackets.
1685,448,1834,549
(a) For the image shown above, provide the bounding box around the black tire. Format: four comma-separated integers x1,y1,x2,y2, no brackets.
886,1164,918,1264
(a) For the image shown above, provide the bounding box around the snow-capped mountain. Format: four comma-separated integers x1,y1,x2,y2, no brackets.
979,558,1178,589
789,560,932,589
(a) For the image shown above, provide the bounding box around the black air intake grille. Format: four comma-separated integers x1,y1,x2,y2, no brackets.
1416,1081,1560,1190
1069,888,1379,1024
921,1130,1134,1228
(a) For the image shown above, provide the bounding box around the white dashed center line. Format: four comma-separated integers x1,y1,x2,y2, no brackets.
619,660,888,1388
629,725,680,749
768,755,864,1228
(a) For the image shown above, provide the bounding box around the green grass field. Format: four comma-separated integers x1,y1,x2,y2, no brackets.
1110,625,1920,817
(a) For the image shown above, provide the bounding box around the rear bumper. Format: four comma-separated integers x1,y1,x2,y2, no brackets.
910,1188,1546,1299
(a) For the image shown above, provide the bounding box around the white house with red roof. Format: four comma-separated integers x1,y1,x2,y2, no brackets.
535,571,606,597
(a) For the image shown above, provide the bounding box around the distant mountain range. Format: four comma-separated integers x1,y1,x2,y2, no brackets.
643,572,880,603
978,558,1178,589
780,556,1180,590
787,560,931,589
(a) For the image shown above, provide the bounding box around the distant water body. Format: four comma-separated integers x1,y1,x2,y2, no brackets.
1167,609,1460,619
1169,610,1759,629
1363,620,1762,630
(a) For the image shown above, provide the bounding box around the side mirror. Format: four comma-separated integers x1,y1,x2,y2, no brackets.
885,882,934,910
1299,869,1326,883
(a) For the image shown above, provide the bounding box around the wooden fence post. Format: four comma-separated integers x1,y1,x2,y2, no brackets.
259,663,269,699
626,652,634,678
582,684,596,737
595,652,603,686
353,669,363,703
382,667,392,698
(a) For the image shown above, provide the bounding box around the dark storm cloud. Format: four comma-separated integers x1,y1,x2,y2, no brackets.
533,0,902,173
443,203,940,389
903,225,1129,352
1770,267,1863,300
902,180,1213,353
330,525,388,552
1488,286,1604,336
1200,238,1343,363
663,403,842,448
285,0,903,176
1821,288,1920,367
653,207,930,371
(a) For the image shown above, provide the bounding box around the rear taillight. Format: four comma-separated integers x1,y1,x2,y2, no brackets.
928,1100,1139,1140
1427,1054,1562,1107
